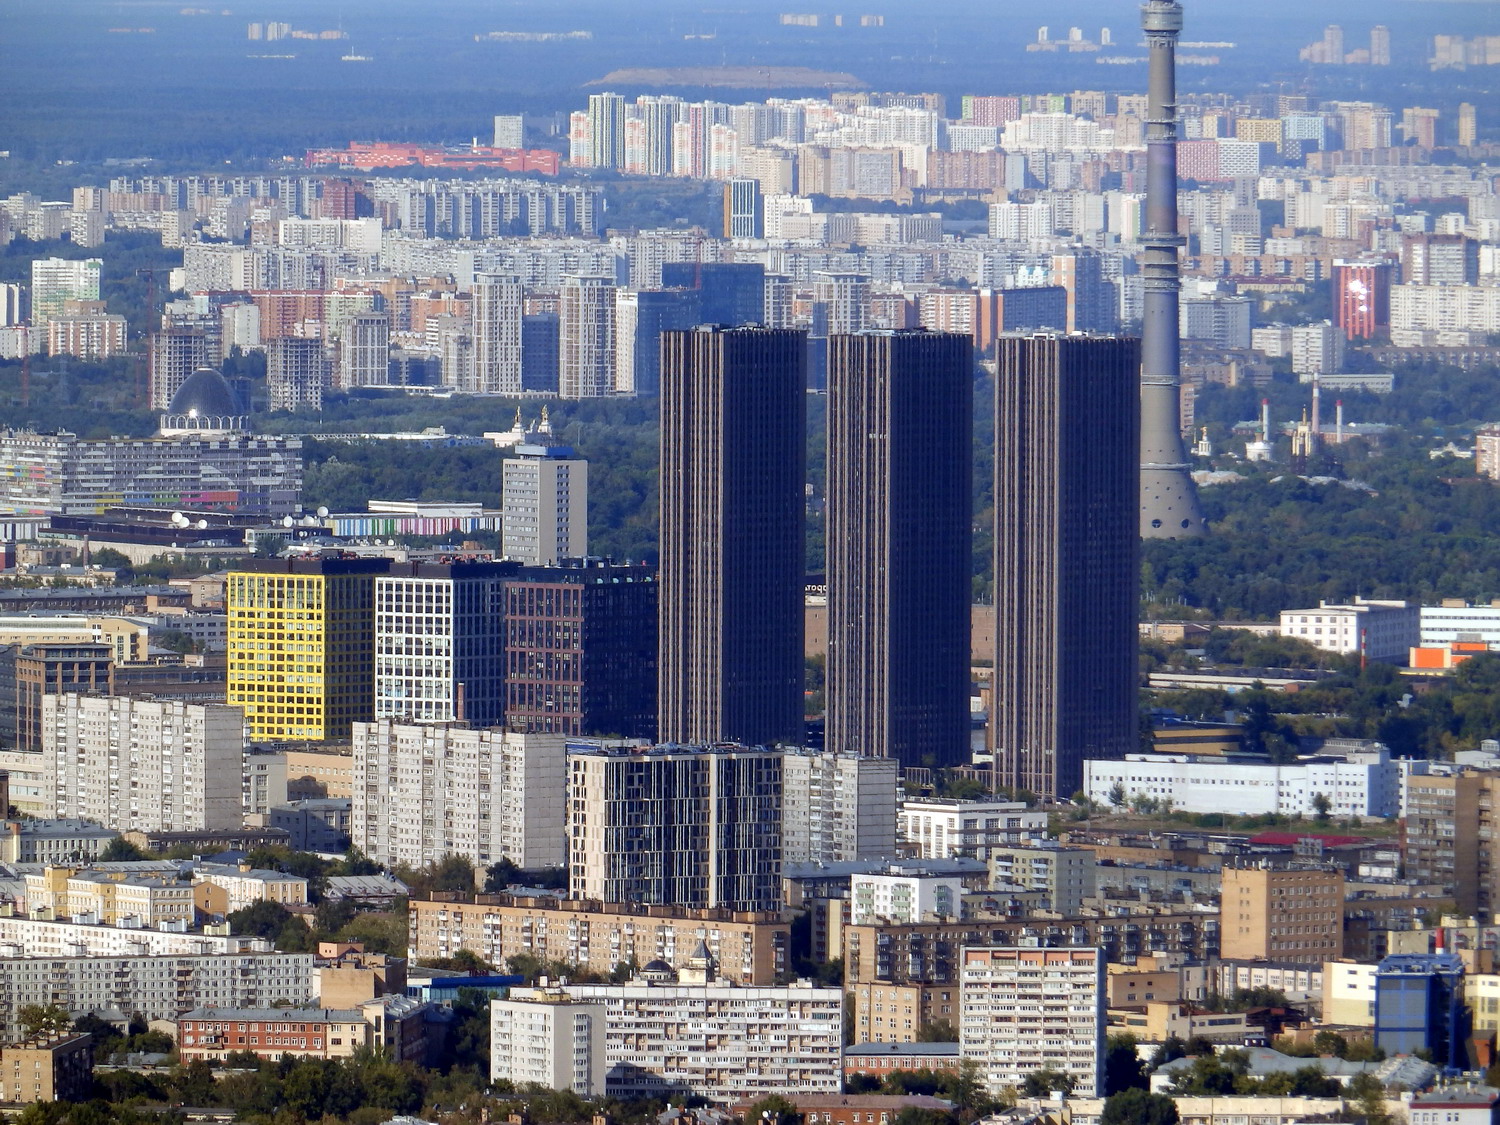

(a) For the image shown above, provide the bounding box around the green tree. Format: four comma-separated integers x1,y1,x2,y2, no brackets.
916,1019,958,1042
1100,1089,1180,1125
1106,1033,1149,1093
226,899,295,939
1312,792,1333,822
747,1094,803,1125
18,1005,71,1039
1021,1068,1074,1096
98,837,148,862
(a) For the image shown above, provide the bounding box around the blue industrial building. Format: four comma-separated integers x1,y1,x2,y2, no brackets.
1374,950,1469,1068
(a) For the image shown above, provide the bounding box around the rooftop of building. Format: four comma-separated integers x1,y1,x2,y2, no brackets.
1410,1086,1499,1107
784,858,989,880
846,1042,961,1056
233,554,393,577
6,820,118,841
180,1007,364,1023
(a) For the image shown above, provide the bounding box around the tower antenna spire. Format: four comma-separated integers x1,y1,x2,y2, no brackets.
1139,0,1207,538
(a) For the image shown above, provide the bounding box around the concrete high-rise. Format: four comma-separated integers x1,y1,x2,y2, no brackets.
993,334,1139,801
660,261,765,327
566,741,783,912
150,328,211,410
29,258,100,336
559,276,616,399
504,560,657,740
267,337,329,412
500,419,588,566
227,556,390,741
825,330,972,769
1138,0,1207,539
472,273,523,395
658,327,805,747
374,558,515,727
613,288,700,395
335,311,390,389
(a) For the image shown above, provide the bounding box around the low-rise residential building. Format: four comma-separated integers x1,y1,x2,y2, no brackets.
177,1006,363,1062
1111,1001,1252,1043
191,864,310,915
0,819,118,864
897,798,1047,859
313,942,408,1008
0,951,313,1039
843,1041,962,1077
1068,1097,1350,1125
408,893,790,985
730,1095,957,1125
1278,598,1419,662
498,949,843,1103
0,1033,94,1104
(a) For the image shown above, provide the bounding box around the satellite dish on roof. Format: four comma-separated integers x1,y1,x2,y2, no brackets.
197,520,208,529
171,511,188,528
282,516,294,528
316,506,329,518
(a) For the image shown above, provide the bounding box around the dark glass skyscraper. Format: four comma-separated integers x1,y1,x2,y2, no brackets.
661,262,766,326
825,330,972,768
993,333,1140,800
658,326,806,747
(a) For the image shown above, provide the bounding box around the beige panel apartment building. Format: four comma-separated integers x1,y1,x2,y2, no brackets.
408,893,790,984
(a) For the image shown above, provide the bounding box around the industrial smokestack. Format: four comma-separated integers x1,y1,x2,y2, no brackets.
1139,0,1207,539
1261,398,1271,441
1336,399,1344,444
1311,375,1321,447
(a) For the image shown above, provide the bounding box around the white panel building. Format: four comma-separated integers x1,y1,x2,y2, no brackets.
1421,602,1500,647
352,720,566,871
489,992,608,1095
527,954,843,1103
781,750,898,864
961,946,1105,1098
897,798,1048,859
850,870,962,924
1083,745,1399,819
1279,597,1419,661
41,694,244,833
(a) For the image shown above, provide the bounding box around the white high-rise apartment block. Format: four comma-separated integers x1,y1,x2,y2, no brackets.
1289,321,1346,377
30,257,100,334
1278,597,1419,661
41,694,244,833
781,750,898,864
898,798,1048,859
490,992,608,1095
559,275,616,399
501,426,588,566
493,115,525,150
523,952,843,1102
960,946,1105,1098
472,273,523,394
352,720,567,871
336,311,390,389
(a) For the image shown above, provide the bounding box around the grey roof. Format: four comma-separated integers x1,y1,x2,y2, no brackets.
1155,1047,1380,1080
325,874,408,897
1411,1086,1499,1106
167,368,238,418
13,819,119,840
181,1007,362,1023
847,1041,961,1056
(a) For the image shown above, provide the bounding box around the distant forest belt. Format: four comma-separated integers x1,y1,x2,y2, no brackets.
586,66,867,88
